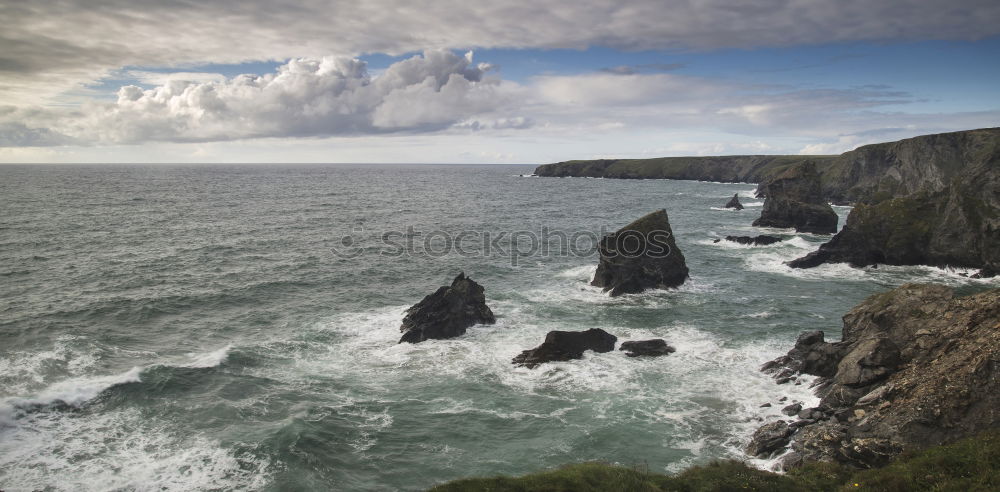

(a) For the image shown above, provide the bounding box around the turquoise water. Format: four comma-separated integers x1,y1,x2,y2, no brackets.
1,164,996,491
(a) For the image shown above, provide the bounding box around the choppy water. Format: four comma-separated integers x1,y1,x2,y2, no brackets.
1,164,997,491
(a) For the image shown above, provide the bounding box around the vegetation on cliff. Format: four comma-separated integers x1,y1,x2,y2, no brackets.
430,428,1000,491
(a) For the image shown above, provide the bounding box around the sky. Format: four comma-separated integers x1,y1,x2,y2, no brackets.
1,0,999,164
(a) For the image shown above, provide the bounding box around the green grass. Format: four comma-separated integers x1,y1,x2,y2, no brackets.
429,428,1000,492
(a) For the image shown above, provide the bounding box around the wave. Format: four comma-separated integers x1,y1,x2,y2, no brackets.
181,345,232,368
1,345,233,421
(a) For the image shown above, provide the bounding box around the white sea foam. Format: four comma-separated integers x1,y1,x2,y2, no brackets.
0,407,272,491
182,345,233,368
0,335,101,396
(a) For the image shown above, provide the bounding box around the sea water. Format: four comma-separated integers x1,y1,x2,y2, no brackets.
1,164,996,491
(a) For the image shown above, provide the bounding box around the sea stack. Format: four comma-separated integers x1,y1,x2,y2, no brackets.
752,161,838,234
724,193,744,210
512,329,617,368
591,209,689,296
399,272,496,343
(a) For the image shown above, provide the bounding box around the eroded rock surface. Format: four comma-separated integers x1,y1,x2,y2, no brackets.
749,284,1000,469
591,209,689,296
399,272,496,343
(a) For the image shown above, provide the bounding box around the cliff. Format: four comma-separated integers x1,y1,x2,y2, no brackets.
533,127,1000,205
753,283,1000,469
789,130,1000,272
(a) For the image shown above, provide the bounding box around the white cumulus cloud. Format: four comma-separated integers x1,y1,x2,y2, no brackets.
9,51,517,144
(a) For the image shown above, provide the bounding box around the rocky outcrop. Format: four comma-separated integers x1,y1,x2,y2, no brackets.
512,329,617,368
789,159,1000,272
619,339,675,357
752,161,839,234
724,235,783,246
724,193,744,210
591,209,689,296
749,284,1000,469
399,273,496,343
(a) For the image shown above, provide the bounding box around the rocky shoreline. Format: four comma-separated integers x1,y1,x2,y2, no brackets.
748,283,1000,469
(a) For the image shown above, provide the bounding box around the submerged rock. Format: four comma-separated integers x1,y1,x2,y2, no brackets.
750,283,1000,468
591,209,689,296
724,235,783,246
752,161,838,234
619,339,676,357
724,193,744,210
512,329,617,368
399,272,496,343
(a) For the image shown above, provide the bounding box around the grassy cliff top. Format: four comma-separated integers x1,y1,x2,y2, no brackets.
429,428,1000,491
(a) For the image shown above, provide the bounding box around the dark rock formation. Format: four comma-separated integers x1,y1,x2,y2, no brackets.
746,420,795,457
399,272,496,343
724,235,783,246
752,161,839,234
789,177,999,273
782,403,803,416
591,209,689,296
724,193,744,210
512,329,617,368
749,283,1000,468
619,339,676,357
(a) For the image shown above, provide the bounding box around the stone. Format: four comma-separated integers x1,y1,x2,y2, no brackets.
591,209,689,296
746,420,795,457
512,328,618,368
399,272,496,343
724,235,783,246
782,403,803,416
724,193,744,210
619,339,676,357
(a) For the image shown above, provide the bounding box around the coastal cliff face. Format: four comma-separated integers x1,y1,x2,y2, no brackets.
790,132,1000,272
818,127,1000,204
534,155,827,185
751,284,1000,469
533,128,1000,205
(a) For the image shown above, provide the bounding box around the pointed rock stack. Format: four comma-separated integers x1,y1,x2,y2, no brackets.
591,209,689,296
724,193,744,210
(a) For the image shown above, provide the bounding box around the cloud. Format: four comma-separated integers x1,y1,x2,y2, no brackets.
599,63,686,75
4,51,518,145
125,71,228,86
2,0,999,105
3,49,997,157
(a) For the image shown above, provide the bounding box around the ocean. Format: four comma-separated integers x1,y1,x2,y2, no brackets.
1,164,996,491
